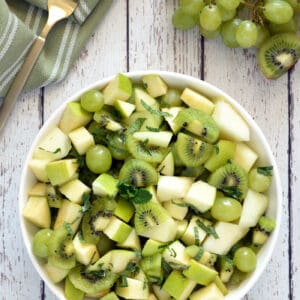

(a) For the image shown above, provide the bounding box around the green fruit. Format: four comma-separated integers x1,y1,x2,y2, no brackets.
80,89,104,112
103,216,132,243
211,197,242,222
175,133,213,167
126,111,161,131
85,145,112,174
48,227,76,270
160,88,182,107
32,229,53,258
119,159,159,187
258,33,300,79
233,247,257,272
65,276,84,300
248,168,271,192
218,256,234,283
173,108,219,143
140,253,163,282
208,163,248,200
107,132,129,160
142,74,168,98
68,266,118,294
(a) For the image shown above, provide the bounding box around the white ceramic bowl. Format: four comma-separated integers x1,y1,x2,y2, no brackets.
19,71,282,300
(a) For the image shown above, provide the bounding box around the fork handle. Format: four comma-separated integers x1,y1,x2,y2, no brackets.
0,35,45,134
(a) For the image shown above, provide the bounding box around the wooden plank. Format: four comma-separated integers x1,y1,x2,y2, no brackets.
290,66,300,299
0,89,42,298
42,1,128,299
204,39,290,299
128,0,202,76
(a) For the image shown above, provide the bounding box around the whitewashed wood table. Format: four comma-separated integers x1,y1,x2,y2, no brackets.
0,1,299,299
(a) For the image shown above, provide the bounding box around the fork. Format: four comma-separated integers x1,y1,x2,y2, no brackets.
0,0,77,134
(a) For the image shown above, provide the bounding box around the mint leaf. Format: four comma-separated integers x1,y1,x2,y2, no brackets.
257,166,273,176
222,185,242,200
39,147,61,154
127,118,146,134
196,219,219,239
146,126,160,132
63,222,73,236
141,100,173,117
81,193,91,213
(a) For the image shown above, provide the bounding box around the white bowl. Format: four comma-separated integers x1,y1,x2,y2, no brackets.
19,71,282,300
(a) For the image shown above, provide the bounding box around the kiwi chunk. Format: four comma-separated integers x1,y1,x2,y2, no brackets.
258,33,300,79
68,266,117,294
48,227,76,270
126,134,166,163
173,108,219,143
208,163,248,200
82,198,116,244
175,133,213,167
46,184,63,208
119,159,159,187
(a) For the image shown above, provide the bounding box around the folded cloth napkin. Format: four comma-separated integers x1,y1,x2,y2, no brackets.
0,0,112,97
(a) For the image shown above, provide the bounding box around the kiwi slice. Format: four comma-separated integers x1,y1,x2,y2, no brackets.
258,33,300,79
208,163,248,200
134,202,169,236
119,159,159,187
46,184,63,208
126,111,162,131
173,108,219,143
180,165,206,178
82,198,116,244
175,133,213,167
126,134,166,163
68,266,118,294
48,227,76,270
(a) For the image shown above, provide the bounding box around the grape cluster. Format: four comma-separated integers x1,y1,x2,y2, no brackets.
172,0,300,78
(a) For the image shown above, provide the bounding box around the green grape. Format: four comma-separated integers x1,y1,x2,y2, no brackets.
200,5,222,31
107,133,129,160
248,168,271,192
235,20,258,48
32,229,53,258
233,247,257,272
160,88,182,107
218,5,236,22
199,24,220,39
180,0,205,16
80,89,104,112
221,18,241,48
85,145,112,174
269,17,298,34
217,0,241,10
255,25,270,48
283,0,297,8
172,8,198,30
211,197,242,222
264,0,294,24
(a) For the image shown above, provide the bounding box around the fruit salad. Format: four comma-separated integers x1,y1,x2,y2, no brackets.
23,73,276,300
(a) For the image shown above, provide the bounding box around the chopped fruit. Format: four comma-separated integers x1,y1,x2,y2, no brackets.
114,100,136,118
180,88,215,114
103,73,132,105
157,152,174,176
163,199,188,220
176,220,188,239
101,292,120,300
59,102,93,134
28,182,47,196
142,239,166,257
142,74,168,98
65,276,84,300
162,240,190,267
117,229,141,250
189,282,224,300
23,196,51,228
233,143,258,172
134,88,160,111
114,198,135,222
133,131,173,148
152,284,171,300
45,262,69,283
28,159,50,182
92,173,118,197
59,179,91,204
116,277,149,299
68,127,95,155
103,216,132,243
162,107,184,132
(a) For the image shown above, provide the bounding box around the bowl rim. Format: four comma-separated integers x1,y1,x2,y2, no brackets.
19,70,282,300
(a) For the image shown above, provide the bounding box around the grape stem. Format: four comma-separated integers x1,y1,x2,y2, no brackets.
240,0,265,25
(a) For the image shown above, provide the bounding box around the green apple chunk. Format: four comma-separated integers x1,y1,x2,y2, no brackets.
157,152,174,176
93,110,124,131
117,229,141,250
33,127,72,161
114,198,135,222
59,179,90,204
103,73,132,105
239,189,268,227
162,107,183,133
163,240,190,267
142,239,166,257
59,102,93,134
73,233,99,265
116,277,149,299
92,173,118,197
101,292,120,300
204,140,236,172
162,270,197,300
114,100,136,118
184,180,216,213
23,196,51,228
46,159,79,186
65,276,84,300
103,216,132,243
54,200,83,232
214,276,228,295
133,131,173,148
142,74,168,98
212,98,250,142
44,262,69,283
68,126,95,155
108,249,139,273
163,200,188,220
233,142,258,173
88,251,113,271
157,176,193,202
180,88,215,115
203,222,249,255
189,282,224,300
181,216,211,246
134,88,160,111
28,159,50,182
175,220,188,239
183,259,218,286
152,285,171,300
28,182,47,196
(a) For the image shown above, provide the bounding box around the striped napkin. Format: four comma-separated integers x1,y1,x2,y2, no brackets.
0,0,112,97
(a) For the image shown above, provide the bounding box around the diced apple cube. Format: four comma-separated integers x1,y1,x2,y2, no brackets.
68,127,95,155
163,200,188,220
44,262,69,283
92,173,118,197
103,216,132,243
28,159,50,182
59,179,90,204
163,240,190,267
142,74,168,98
233,143,258,172
133,131,173,148
116,277,149,299
157,152,174,176
134,88,160,111
117,229,141,250
114,100,136,118
162,107,183,133
28,183,47,196
189,283,224,300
